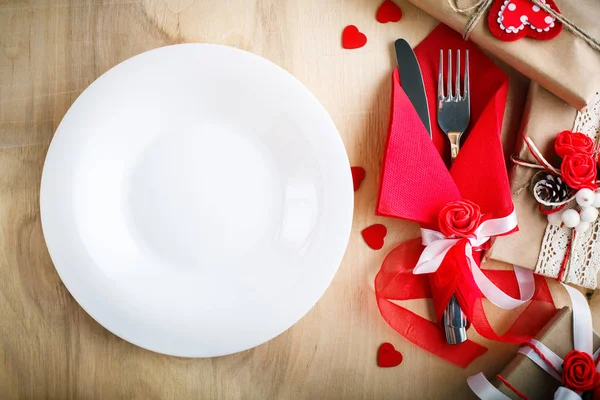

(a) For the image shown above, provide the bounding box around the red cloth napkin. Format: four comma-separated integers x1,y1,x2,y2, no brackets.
377,24,513,225
374,24,556,368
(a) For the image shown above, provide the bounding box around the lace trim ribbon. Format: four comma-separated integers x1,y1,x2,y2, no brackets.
534,92,600,289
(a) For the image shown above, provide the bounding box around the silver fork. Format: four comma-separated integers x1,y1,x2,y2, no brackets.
438,49,470,164
438,49,471,345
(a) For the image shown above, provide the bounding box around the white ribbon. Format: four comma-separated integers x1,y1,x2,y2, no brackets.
469,283,597,400
518,339,563,382
414,211,534,310
554,387,582,400
467,374,512,400
563,283,593,356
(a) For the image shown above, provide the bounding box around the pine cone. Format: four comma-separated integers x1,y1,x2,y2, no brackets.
533,173,570,204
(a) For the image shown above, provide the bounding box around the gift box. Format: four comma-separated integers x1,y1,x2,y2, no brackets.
495,307,600,399
471,306,600,399
468,284,600,399
403,0,600,109
487,83,600,289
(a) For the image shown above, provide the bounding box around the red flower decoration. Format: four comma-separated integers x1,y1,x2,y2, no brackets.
562,350,600,392
561,153,597,190
555,130,595,158
438,200,481,238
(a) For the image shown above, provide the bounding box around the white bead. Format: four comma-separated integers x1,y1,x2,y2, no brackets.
562,209,581,228
576,189,595,208
575,221,591,233
593,191,600,208
580,207,599,223
547,210,563,225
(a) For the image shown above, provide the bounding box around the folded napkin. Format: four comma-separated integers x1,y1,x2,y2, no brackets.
375,24,556,368
378,24,513,224
403,0,600,109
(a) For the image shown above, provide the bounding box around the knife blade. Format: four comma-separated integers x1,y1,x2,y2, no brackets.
394,39,431,137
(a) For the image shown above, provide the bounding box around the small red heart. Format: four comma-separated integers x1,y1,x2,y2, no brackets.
362,224,387,250
351,167,365,191
342,25,367,49
378,342,403,368
376,0,402,23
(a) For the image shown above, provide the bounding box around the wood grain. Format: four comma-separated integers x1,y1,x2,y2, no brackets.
0,0,590,399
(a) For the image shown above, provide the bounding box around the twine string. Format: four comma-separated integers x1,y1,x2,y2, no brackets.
446,0,600,51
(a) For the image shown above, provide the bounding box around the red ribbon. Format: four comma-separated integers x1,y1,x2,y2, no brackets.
375,238,556,368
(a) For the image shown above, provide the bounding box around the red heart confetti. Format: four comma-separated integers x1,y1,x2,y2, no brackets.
342,25,368,49
488,0,562,42
378,342,403,368
376,0,402,23
351,167,366,191
361,224,387,250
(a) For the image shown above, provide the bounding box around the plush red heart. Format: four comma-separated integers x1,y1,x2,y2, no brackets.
342,25,367,49
376,0,402,23
351,167,366,191
488,0,562,42
378,342,403,368
361,224,387,250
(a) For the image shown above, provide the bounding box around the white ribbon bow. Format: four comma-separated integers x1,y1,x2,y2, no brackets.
413,211,535,310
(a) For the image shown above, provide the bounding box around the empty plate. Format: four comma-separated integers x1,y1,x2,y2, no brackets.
40,44,353,357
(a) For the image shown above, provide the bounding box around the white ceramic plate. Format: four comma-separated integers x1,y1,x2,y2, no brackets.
40,44,353,357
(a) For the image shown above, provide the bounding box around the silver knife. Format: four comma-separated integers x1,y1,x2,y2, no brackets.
394,39,431,137
395,38,468,345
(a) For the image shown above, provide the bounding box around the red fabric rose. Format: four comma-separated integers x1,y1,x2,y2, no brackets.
562,350,600,392
438,200,481,238
555,130,595,157
561,154,598,190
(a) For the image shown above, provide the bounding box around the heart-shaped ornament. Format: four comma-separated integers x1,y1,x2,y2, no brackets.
376,0,402,23
488,0,562,42
351,167,366,191
362,224,387,250
342,25,367,49
378,342,403,368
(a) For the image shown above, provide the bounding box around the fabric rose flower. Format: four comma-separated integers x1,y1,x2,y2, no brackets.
561,153,598,190
438,200,481,238
555,130,595,157
562,350,600,392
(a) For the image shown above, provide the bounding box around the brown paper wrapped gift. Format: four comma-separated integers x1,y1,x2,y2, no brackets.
404,0,600,109
487,82,600,289
487,307,600,399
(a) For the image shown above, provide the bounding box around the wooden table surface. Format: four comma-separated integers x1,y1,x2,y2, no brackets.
1,1,598,399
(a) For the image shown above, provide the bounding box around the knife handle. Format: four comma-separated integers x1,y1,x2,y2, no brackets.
443,295,468,344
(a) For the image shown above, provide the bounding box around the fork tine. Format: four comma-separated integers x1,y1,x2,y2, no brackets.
456,49,461,99
464,50,470,99
447,50,453,100
438,49,444,99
